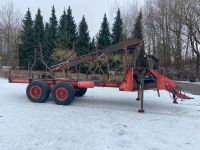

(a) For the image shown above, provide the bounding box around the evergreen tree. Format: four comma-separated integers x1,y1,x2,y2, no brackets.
66,6,77,49
19,8,34,69
44,22,51,61
57,10,69,49
132,10,146,67
89,37,96,53
132,10,143,39
48,5,58,52
44,22,51,47
33,9,45,47
97,14,111,50
45,5,58,65
111,9,123,44
33,9,46,70
76,16,90,56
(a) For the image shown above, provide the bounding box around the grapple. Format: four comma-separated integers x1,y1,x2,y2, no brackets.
149,70,192,101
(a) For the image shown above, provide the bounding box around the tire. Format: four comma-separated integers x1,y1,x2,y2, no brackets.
26,80,50,103
51,82,75,105
75,88,87,97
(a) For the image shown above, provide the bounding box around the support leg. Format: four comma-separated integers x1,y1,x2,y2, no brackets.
138,80,145,113
157,89,160,97
136,85,140,101
173,94,178,104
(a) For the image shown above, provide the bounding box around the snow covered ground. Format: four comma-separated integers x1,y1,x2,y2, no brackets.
176,81,200,85
0,78,200,150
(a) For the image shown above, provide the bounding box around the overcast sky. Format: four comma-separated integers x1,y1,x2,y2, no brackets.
9,0,143,37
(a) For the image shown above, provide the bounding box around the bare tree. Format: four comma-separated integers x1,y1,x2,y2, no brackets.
143,0,200,80
109,0,139,38
182,0,200,80
0,1,21,68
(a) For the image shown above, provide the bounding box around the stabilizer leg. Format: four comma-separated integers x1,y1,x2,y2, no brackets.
138,80,144,113
136,85,140,101
173,94,178,104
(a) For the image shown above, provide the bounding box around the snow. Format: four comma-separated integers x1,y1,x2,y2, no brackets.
0,78,200,150
176,81,200,85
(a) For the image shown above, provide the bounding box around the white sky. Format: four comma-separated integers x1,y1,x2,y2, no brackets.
9,0,143,37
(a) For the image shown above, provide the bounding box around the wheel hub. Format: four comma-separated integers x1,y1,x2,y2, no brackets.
29,86,42,99
55,88,68,101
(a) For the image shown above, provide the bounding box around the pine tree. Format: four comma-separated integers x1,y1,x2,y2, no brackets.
33,9,46,70
76,16,90,56
66,6,77,49
111,9,123,44
132,10,146,67
97,14,111,50
19,8,34,69
57,10,69,49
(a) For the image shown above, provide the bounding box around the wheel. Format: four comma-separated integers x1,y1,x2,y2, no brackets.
75,88,87,97
51,82,75,105
26,80,50,103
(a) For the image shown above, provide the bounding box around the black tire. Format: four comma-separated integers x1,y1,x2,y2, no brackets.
51,82,75,105
75,88,87,97
26,80,50,103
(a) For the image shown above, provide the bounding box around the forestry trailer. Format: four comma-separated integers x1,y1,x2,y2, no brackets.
9,39,192,112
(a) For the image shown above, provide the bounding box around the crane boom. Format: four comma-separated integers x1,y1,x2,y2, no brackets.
51,39,143,71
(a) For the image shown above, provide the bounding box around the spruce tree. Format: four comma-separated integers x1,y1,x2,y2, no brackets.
33,9,46,70
132,10,146,67
45,5,58,65
97,14,111,50
33,9,45,47
48,5,58,52
76,16,90,56
132,10,143,39
89,37,96,53
19,8,34,69
44,22,51,62
111,9,123,44
66,6,77,49
44,23,51,48
57,10,69,49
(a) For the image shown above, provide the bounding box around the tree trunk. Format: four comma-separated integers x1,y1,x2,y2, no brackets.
196,54,200,81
